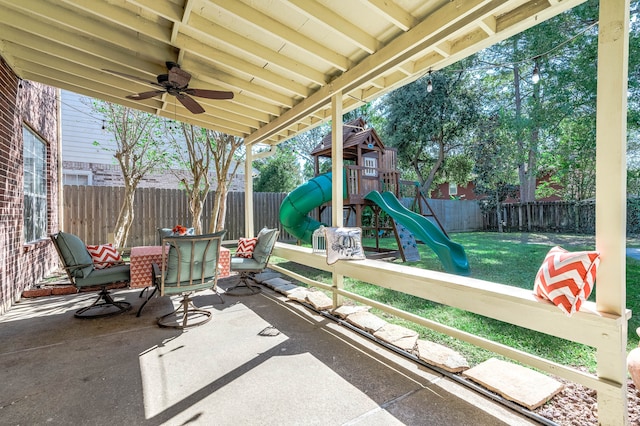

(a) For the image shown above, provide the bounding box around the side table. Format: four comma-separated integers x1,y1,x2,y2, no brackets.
130,246,168,289
130,245,231,289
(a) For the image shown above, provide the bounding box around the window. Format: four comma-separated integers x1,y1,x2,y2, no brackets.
449,182,458,196
63,170,92,185
23,126,47,243
363,156,378,177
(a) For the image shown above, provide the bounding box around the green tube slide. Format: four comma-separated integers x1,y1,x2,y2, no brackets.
364,190,470,276
279,172,346,244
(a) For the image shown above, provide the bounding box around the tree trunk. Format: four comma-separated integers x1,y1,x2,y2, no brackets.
521,65,542,203
113,189,135,248
419,139,445,196
191,197,204,234
496,189,504,233
513,61,528,203
208,182,228,234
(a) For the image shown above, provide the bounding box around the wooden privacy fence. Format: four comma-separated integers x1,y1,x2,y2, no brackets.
481,201,596,234
62,186,485,248
479,199,640,235
63,186,292,246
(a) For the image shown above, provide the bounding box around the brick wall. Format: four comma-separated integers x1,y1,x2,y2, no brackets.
0,56,59,315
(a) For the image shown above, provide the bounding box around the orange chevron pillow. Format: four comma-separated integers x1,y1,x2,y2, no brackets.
86,244,123,269
236,237,258,258
533,246,600,316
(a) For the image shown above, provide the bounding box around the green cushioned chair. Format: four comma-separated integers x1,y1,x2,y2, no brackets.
50,231,131,318
151,231,226,328
228,227,279,295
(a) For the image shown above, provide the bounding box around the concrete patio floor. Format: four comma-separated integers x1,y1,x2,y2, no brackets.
0,278,538,425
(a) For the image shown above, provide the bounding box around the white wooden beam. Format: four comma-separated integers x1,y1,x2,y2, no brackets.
365,0,417,32
126,0,183,22
244,147,254,238
245,0,500,144
186,14,327,85
331,92,344,307
478,15,497,35
208,0,351,71
175,33,311,98
288,0,381,53
0,2,172,74
59,0,170,42
594,0,630,424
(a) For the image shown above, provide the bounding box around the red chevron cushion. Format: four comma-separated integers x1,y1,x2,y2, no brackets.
236,237,258,258
533,246,600,316
86,244,123,269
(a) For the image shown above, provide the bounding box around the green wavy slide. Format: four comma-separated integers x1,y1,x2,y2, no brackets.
364,191,470,276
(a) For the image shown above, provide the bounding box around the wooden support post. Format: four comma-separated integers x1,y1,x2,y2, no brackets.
595,0,630,424
331,92,344,308
244,146,254,238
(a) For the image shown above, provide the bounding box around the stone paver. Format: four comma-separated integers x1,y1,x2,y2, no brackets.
305,291,333,311
373,323,419,353
332,304,370,319
287,287,314,302
346,311,387,334
416,340,469,373
463,358,563,410
266,278,299,295
252,271,282,283
263,277,293,290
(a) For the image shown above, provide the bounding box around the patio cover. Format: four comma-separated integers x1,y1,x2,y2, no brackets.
0,0,589,147
0,1,632,424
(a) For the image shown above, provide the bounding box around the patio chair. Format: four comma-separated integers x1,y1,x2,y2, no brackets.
50,232,131,318
151,231,226,328
228,227,279,296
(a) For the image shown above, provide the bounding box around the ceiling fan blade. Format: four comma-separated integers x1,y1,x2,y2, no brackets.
103,69,163,87
184,88,234,100
127,90,166,100
176,93,205,114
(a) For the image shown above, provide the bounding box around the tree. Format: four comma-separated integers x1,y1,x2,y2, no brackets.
92,102,169,247
477,1,600,201
472,115,519,232
382,65,478,195
254,143,301,192
286,125,328,181
208,131,244,233
166,123,214,234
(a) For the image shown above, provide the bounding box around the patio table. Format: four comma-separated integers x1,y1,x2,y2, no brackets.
130,245,230,289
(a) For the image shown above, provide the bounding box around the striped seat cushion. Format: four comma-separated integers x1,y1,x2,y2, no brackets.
86,244,123,269
533,246,600,316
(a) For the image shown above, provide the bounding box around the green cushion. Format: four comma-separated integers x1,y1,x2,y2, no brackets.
164,231,225,289
230,256,262,271
75,264,130,288
55,232,94,278
252,228,278,264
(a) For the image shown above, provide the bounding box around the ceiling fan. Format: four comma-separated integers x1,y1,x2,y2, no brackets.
103,62,233,114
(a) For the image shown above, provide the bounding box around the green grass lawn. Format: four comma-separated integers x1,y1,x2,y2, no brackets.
273,231,640,372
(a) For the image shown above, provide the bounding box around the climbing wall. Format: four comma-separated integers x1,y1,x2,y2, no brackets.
393,220,420,262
